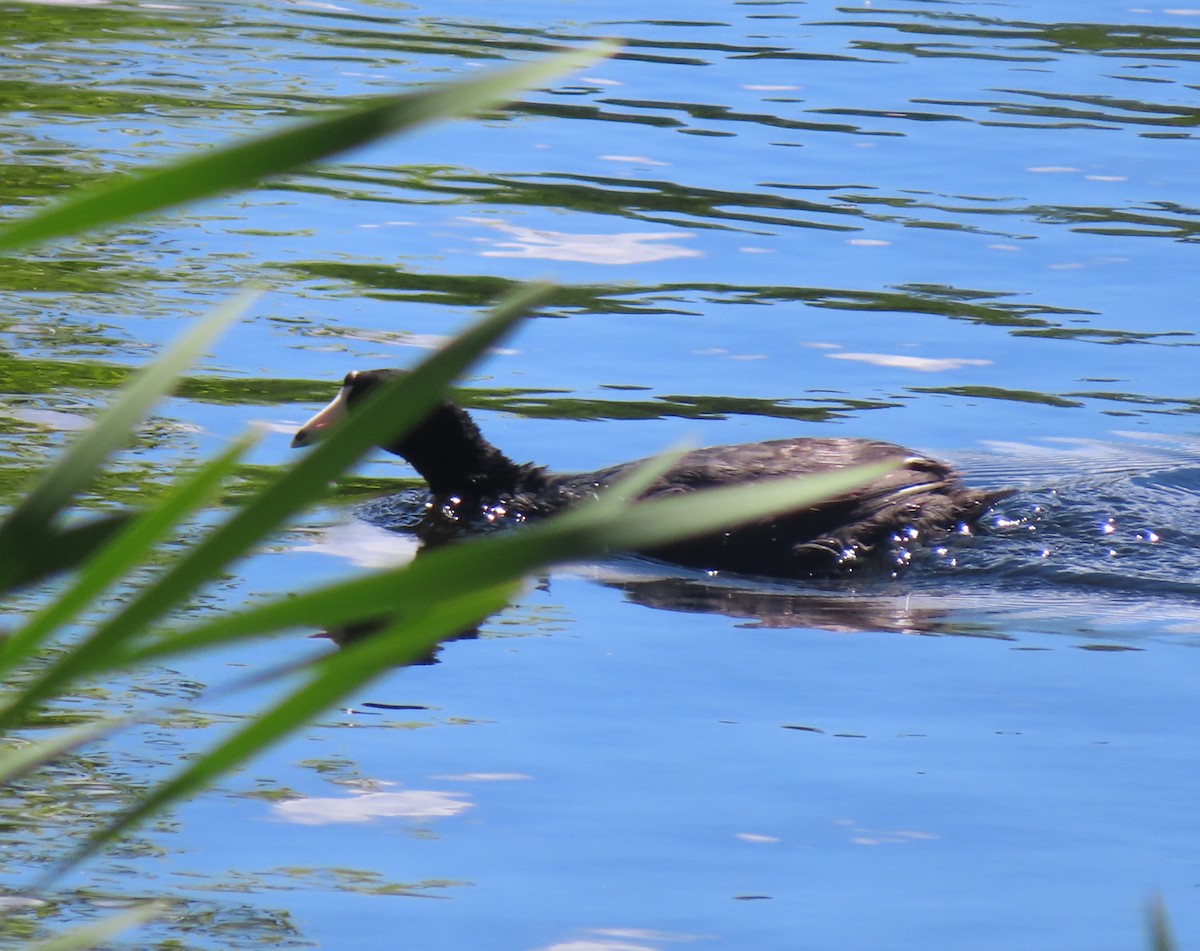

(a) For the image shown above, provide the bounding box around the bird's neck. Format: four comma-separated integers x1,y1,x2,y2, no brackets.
386,401,544,502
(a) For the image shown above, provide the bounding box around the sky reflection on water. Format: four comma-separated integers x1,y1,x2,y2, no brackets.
1,1,1199,948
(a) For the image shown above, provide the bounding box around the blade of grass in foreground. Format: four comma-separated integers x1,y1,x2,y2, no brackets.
25,903,164,951
0,283,552,733
118,458,899,669
0,287,257,595
0,41,616,253
6,512,133,592
0,430,259,677
0,718,126,788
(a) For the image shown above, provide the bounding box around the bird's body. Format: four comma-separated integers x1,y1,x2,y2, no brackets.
293,370,1006,577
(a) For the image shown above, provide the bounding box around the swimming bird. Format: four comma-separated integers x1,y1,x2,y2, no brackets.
292,369,1006,577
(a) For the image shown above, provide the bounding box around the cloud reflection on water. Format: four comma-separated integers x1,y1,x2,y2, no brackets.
273,788,473,825
463,216,700,264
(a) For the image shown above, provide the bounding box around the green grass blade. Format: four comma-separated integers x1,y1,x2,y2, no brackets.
25,903,164,951
1148,897,1177,951
0,512,133,593
556,460,902,554
89,281,549,629
0,41,616,253
116,460,897,670
0,430,258,679
0,717,125,787
0,287,257,580
54,582,517,877
582,442,692,515
0,283,551,733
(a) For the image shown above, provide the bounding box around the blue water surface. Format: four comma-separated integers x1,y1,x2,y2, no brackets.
1,0,1199,948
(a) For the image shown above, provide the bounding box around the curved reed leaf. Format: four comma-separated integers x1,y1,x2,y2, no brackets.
0,717,126,788
0,431,259,678
25,903,164,951
117,460,895,668
1,512,132,593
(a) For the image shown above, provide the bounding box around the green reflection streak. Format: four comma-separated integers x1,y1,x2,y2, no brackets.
909,385,1085,408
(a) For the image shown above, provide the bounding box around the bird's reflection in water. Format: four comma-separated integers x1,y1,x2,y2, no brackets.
316,615,480,664
305,526,1003,669
591,570,970,634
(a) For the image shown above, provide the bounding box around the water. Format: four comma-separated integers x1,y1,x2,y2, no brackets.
1,1,1199,948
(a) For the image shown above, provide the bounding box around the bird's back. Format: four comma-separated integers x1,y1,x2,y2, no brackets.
560,437,1003,576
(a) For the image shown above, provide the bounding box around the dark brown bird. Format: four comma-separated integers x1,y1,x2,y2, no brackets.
292,370,1006,577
